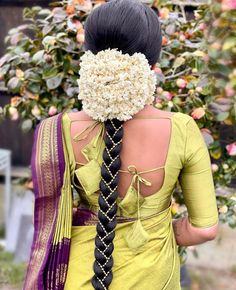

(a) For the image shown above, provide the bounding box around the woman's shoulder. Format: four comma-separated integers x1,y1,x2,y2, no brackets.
65,110,93,121
151,109,195,129
135,106,194,125
174,111,194,124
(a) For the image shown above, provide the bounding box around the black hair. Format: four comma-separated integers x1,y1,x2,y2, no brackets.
84,0,162,66
84,1,162,289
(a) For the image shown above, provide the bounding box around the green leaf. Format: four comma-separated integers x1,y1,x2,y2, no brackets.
0,64,10,76
215,112,229,121
32,50,44,64
228,216,236,228
28,82,41,94
56,32,67,39
8,28,19,35
52,8,67,23
209,63,231,76
170,40,181,49
186,82,194,89
32,6,42,13
160,58,170,68
208,47,218,60
195,59,204,72
222,37,236,50
201,85,211,96
23,8,33,19
42,25,54,36
41,98,50,104
46,73,63,90
63,59,71,74
24,70,41,83
173,57,185,69
0,54,11,67
21,119,33,133
192,97,203,107
7,77,21,91
42,67,58,79
215,78,227,89
42,36,56,51
38,9,51,16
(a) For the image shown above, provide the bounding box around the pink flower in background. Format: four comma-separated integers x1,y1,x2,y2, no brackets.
74,20,83,31
203,54,210,63
153,66,162,74
31,105,41,118
156,87,163,94
219,205,228,214
211,164,219,172
221,0,236,11
9,106,19,121
159,7,170,20
67,19,83,32
212,19,220,27
162,36,168,46
179,34,186,42
162,91,173,100
76,29,85,43
199,22,207,31
211,42,221,50
226,142,236,156
191,107,205,119
176,78,187,88
225,86,235,97
48,106,58,116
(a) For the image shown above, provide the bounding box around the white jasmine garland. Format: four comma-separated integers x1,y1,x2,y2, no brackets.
77,48,157,121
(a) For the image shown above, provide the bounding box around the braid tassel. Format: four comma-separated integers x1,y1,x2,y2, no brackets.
91,119,124,290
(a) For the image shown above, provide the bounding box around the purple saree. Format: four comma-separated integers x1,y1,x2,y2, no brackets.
23,112,71,290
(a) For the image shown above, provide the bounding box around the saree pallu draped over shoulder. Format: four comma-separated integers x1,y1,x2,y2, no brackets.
23,112,73,290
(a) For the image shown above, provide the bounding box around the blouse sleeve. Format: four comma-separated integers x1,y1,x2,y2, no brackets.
178,117,219,228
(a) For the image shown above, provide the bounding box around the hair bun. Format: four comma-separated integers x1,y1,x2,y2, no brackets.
77,48,157,122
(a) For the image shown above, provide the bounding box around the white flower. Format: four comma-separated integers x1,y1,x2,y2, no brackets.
222,163,229,170
77,48,156,121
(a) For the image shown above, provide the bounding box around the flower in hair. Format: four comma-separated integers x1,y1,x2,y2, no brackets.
77,48,157,121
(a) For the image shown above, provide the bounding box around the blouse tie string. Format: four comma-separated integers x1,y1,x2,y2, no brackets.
121,165,152,221
73,121,102,142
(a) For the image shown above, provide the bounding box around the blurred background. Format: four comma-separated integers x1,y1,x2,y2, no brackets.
0,0,235,289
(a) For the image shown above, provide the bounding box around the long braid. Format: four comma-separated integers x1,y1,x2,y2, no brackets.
91,119,124,290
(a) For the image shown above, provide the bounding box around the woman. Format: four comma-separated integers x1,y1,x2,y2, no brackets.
24,0,219,289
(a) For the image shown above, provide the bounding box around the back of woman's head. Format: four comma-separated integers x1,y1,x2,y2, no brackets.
84,0,162,65
83,1,162,289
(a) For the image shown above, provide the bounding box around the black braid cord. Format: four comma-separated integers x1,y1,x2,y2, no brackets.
91,119,124,290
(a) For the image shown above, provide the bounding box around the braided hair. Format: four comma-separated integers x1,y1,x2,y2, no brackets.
92,119,123,289
83,1,162,288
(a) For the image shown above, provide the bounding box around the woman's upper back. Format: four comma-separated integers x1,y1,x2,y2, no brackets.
64,107,189,199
